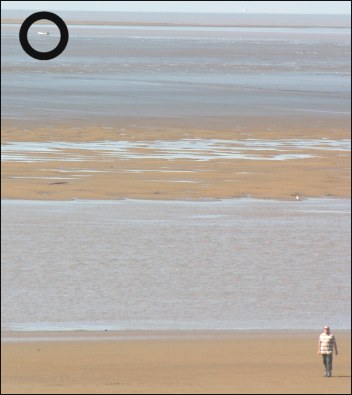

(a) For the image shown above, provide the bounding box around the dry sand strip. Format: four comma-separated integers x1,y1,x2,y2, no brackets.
1,331,351,394
1,154,350,201
1,127,350,201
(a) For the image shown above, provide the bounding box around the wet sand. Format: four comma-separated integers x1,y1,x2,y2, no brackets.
1,126,350,201
1,331,351,394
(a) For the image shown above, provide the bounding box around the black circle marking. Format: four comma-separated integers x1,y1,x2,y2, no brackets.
19,12,69,60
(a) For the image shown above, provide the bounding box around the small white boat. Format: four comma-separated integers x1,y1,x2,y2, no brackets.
37,32,50,35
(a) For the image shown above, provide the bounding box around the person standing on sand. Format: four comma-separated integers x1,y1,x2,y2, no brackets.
317,325,338,377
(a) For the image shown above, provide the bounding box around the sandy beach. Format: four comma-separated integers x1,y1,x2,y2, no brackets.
1,331,351,394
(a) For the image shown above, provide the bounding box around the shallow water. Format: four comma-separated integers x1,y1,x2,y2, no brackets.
1,198,350,331
2,138,350,163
